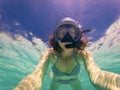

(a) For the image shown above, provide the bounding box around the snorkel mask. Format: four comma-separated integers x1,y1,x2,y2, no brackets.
54,17,82,48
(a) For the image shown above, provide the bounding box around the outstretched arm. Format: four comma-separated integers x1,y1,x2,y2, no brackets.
13,49,51,90
80,50,120,90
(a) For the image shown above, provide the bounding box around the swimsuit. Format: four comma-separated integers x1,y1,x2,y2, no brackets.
52,55,81,83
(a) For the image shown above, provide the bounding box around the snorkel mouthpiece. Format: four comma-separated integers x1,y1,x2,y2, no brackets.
65,41,79,48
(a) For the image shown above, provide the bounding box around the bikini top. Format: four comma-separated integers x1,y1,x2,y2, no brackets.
52,55,81,76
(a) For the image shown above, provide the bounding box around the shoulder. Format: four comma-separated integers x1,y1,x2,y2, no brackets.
78,49,92,55
77,49,93,61
42,48,54,55
47,48,55,57
43,48,56,61
41,48,54,58
39,48,55,65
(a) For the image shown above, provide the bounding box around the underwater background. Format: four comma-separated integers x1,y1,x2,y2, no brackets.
0,0,120,90
0,18,120,90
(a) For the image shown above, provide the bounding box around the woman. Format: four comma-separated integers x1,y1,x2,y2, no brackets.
14,17,120,90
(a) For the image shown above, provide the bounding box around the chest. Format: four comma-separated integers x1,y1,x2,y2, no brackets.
55,57,79,74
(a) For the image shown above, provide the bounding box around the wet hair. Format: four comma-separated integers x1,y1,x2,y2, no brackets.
49,17,89,53
49,32,88,53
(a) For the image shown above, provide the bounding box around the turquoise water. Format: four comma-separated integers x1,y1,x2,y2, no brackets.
0,19,120,90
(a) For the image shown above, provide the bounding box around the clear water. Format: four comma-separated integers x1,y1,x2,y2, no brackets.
0,19,120,90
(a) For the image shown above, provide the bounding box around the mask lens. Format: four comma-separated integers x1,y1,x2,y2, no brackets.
56,27,67,40
69,28,77,38
69,27,81,40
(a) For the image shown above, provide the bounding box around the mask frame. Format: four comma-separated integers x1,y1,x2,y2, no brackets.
54,26,82,42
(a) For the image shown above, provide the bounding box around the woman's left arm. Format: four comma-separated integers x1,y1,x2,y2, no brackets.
80,50,120,90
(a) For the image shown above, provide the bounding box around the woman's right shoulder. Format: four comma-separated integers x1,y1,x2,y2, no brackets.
47,48,57,63
40,48,55,62
47,48,54,54
45,48,55,58
42,48,54,55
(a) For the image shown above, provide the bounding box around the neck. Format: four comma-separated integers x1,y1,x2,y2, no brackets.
61,48,74,58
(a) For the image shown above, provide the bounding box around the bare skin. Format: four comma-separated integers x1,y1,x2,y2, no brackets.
13,42,85,90
14,42,120,90
49,42,83,90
